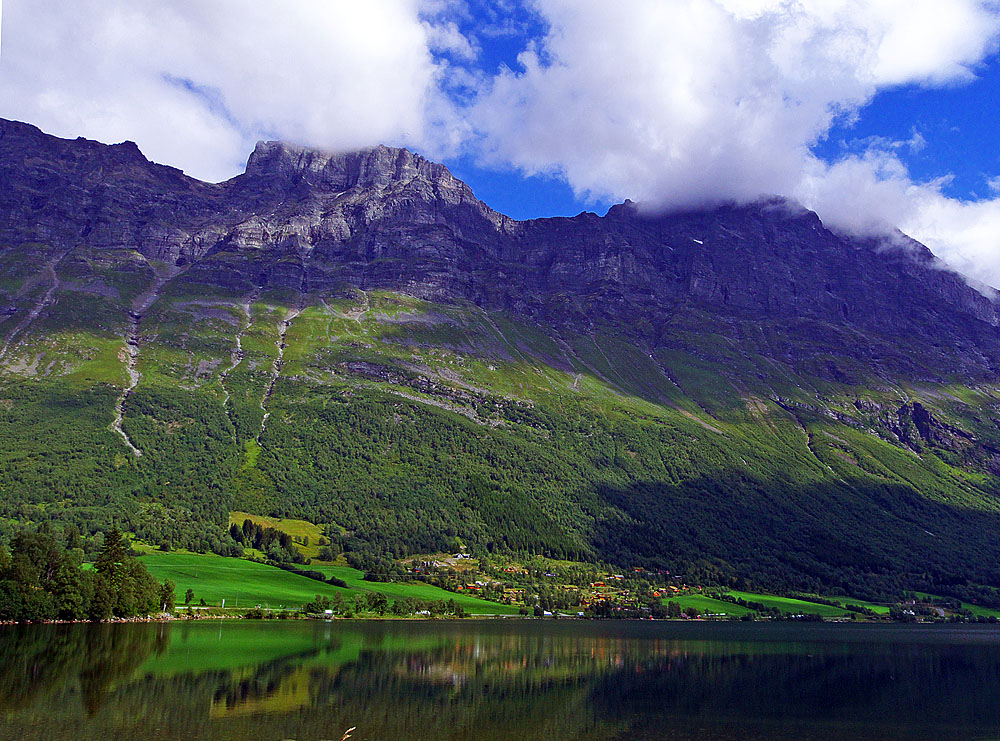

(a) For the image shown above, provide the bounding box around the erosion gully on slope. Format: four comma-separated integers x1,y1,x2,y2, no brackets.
256,256,314,445
0,252,69,364
219,287,260,420
111,265,182,457
257,295,303,444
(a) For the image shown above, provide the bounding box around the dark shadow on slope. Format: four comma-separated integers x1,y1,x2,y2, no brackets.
593,472,1000,597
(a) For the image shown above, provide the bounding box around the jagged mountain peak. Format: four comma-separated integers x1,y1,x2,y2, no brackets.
228,138,512,235
240,139,465,194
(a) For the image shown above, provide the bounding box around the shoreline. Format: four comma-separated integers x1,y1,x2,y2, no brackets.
0,613,935,627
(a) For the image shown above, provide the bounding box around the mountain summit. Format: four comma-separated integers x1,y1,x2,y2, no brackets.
2,119,1000,599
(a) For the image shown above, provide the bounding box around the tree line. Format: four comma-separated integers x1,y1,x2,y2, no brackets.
0,528,174,622
301,592,466,618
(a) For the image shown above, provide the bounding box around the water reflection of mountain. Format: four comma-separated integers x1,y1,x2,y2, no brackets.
2,622,1000,740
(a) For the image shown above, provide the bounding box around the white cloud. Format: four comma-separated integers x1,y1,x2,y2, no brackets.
466,0,1000,284
2,0,1000,286
424,19,480,61
0,0,448,182
470,0,1000,207
902,191,1000,290
795,146,1000,290
795,150,916,235
906,130,927,154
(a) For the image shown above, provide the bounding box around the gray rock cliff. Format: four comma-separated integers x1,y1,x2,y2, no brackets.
2,117,998,379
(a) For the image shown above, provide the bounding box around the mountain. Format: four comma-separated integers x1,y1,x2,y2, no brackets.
2,118,1000,600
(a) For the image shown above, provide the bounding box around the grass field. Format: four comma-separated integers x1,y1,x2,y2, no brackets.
913,592,1000,619
724,591,894,617
724,591,855,617
229,511,325,559
959,602,1000,618
312,564,521,615
139,551,519,615
139,551,350,610
793,594,892,615
660,590,893,618
663,593,754,617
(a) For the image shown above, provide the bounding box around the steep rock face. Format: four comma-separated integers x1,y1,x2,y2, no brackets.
204,141,516,298
1,117,999,379
0,119,223,257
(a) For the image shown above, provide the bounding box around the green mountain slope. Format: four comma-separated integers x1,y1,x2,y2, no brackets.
2,272,999,598
2,119,1000,600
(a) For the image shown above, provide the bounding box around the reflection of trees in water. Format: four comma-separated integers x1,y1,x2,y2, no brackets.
206,633,627,738
210,651,320,716
77,624,171,715
4,625,1000,740
255,633,1000,739
320,657,613,740
0,623,168,715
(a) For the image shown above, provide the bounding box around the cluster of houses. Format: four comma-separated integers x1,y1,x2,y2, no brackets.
404,554,691,611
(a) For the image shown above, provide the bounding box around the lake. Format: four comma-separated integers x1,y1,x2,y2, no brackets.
0,619,998,739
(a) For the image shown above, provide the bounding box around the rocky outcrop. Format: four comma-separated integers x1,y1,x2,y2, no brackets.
2,117,999,381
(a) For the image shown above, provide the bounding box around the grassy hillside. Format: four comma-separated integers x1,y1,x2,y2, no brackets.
664,594,754,618
229,511,324,559
3,252,1000,601
724,591,880,618
138,552,347,610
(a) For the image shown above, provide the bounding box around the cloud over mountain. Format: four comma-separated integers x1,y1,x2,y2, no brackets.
2,0,1000,285
0,0,444,182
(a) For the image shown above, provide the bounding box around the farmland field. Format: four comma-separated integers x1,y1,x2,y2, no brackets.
139,551,519,614
663,593,754,617
726,591,884,617
139,552,350,609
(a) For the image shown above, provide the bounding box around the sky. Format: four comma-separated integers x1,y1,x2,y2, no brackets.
1,0,1000,287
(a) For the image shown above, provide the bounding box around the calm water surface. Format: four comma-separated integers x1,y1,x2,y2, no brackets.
0,619,998,740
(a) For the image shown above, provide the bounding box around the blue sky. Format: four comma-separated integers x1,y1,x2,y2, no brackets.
816,61,1000,202
433,0,1000,220
451,43,1000,220
2,0,999,284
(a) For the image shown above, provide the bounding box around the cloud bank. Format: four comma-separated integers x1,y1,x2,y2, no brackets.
469,2,1000,226
0,0,446,182
2,0,1000,286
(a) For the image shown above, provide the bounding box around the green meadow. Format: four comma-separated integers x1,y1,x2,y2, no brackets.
664,593,754,617
725,591,890,617
662,590,893,618
912,591,1000,619
138,551,519,615
139,551,349,609
959,602,1000,618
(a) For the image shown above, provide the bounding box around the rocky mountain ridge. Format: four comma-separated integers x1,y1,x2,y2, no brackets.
2,117,997,379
